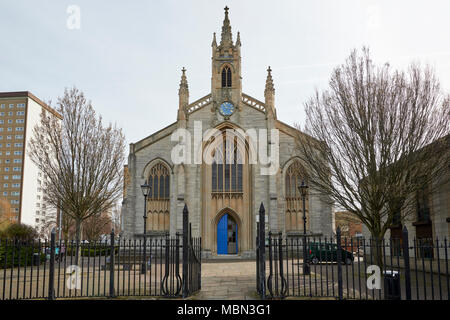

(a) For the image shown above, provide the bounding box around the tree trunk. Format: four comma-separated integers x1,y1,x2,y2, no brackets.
75,218,82,265
370,232,384,270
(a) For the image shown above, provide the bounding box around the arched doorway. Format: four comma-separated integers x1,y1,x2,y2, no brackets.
217,213,238,254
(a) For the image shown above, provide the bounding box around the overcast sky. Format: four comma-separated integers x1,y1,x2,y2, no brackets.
1,0,450,148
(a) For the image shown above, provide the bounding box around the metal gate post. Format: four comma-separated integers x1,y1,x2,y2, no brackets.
109,229,115,298
402,226,412,300
259,203,266,299
182,204,189,298
48,228,56,300
336,227,343,300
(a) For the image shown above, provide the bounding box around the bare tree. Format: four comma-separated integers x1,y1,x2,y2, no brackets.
28,87,126,263
82,211,112,241
111,203,123,235
297,48,450,262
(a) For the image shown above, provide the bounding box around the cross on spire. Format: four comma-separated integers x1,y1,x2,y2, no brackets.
220,6,233,47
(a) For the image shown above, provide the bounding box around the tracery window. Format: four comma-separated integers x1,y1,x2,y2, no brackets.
146,162,170,232
285,160,309,232
221,65,232,88
211,134,243,193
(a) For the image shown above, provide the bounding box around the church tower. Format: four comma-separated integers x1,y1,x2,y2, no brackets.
211,7,242,121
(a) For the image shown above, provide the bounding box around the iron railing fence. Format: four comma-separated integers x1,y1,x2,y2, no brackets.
260,227,449,300
0,205,201,300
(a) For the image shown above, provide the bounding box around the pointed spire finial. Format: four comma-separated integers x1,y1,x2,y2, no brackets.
236,31,241,46
265,66,276,117
212,32,217,47
179,67,188,94
265,66,274,93
220,6,233,47
178,67,189,115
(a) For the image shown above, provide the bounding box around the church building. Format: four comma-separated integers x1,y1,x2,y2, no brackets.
122,7,333,258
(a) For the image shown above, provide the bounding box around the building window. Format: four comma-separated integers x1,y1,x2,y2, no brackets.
12,175,21,180
221,65,232,87
16,119,24,124
148,163,170,200
146,162,170,232
416,183,430,222
17,103,25,108
15,127,24,131
285,160,309,232
8,104,14,109
211,134,243,193
16,111,25,116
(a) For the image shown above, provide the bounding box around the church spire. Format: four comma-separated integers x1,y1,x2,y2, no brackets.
236,31,241,47
178,67,189,120
264,66,276,118
212,32,217,48
220,6,233,47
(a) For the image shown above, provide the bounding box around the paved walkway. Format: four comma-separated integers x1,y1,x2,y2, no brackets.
195,261,258,300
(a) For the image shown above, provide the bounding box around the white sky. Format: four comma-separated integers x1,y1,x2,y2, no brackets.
1,0,450,147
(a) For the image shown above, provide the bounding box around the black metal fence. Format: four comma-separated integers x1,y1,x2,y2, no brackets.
259,227,449,300
0,205,201,300
256,203,449,300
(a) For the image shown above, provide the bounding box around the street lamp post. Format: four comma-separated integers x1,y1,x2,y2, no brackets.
299,180,310,275
140,180,151,274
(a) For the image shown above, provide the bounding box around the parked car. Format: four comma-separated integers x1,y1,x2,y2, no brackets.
307,242,354,265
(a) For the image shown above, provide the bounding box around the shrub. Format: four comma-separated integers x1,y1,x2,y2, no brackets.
0,241,45,269
0,223,39,241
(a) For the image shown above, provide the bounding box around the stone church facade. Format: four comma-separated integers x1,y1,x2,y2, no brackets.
122,7,333,258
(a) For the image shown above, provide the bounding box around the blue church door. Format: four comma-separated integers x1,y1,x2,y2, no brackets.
217,214,238,255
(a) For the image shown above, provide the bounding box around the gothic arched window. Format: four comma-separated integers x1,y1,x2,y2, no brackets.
146,162,170,232
285,160,308,232
211,133,243,193
221,65,232,88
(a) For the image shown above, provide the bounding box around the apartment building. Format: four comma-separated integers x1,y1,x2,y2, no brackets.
0,91,62,235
